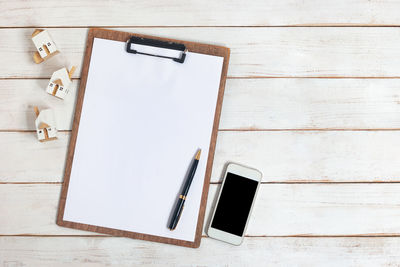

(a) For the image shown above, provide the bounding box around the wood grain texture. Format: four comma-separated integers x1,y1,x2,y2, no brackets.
3,78,400,131
213,131,400,183
2,131,400,183
3,27,400,78
56,28,230,248
0,132,68,182
2,0,400,262
3,183,400,236
220,78,400,130
0,79,78,131
2,0,400,27
3,237,400,267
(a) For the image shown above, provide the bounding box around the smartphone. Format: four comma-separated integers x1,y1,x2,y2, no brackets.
207,163,262,245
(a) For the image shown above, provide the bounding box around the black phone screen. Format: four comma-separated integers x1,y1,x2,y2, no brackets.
211,172,258,236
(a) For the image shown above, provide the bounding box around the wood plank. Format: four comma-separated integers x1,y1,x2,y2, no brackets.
2,237,400,267
2,0,400,27
3,79,400,131
0,79,78,131
3,27,400,78
213,131,400,182
2,131,400,183
0,132,69,182
221,78,400,130
2,183,400,236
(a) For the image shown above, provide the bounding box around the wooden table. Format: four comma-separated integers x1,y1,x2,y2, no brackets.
2,1,400,266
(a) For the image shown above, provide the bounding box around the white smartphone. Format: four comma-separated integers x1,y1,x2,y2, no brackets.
207,163,262,245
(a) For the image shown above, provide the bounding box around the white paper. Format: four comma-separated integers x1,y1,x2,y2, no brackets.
63,38,224,242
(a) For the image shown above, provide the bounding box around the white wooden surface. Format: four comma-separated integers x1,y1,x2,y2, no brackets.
2,1,400,266
3,183,400,236
2,0,400,27
4,28,400,78
3,131,400,182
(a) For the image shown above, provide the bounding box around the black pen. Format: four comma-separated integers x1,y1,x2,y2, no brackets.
168,149,201,231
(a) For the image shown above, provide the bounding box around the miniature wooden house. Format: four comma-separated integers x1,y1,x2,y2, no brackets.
34,107,57,142
31,29,59,64
46,67,75,99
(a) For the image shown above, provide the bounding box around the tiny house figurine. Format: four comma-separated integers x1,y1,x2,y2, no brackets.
34,107,58,142
46,66,76,99
31,29,59,64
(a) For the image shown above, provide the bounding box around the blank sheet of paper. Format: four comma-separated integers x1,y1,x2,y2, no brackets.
63,38,224,242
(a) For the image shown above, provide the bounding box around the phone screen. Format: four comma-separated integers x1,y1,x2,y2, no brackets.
211,172,259,236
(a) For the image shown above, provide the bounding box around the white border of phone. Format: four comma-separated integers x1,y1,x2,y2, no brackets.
207,163,262,245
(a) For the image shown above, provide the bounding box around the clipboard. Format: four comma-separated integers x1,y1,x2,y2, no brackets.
56,28,230,248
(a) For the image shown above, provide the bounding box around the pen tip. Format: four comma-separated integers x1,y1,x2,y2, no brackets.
195,149,201,160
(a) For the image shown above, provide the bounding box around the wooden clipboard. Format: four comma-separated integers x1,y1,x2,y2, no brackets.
56,28,230,248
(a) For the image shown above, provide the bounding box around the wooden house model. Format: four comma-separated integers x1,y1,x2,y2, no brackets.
46,67,75,99
34,107,58,142
31,29,59,64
